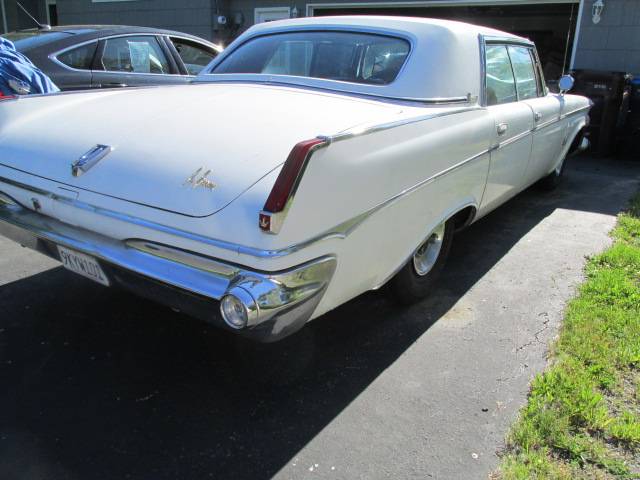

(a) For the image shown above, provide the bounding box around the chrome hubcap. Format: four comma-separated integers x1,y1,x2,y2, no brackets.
412,223,445,276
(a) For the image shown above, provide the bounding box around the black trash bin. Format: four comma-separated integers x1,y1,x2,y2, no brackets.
571,69,628,157
620,77,640,158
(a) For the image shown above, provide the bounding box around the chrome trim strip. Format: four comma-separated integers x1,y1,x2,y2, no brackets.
494,129,531,149
284,146,491,250
560,105,590,119
532,117,560,132
1,144,490,259
325,106,485,143
199,76,474,105
126,240,240,278
478,34,487,107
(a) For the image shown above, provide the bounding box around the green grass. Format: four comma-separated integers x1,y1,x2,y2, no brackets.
498,192,640,480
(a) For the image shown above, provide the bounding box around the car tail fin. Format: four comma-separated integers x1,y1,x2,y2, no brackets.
259,137,329,234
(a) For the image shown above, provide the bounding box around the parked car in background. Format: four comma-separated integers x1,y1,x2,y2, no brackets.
0,17,590,342
2,25,222,90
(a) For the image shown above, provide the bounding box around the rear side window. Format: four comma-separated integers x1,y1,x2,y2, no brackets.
508,46,538,100
101,36,170,74
213,32,410,85
57,42,97,70
170,38,217,75
485,45,517,106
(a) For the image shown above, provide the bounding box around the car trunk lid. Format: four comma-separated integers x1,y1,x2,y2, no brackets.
0,84,402,216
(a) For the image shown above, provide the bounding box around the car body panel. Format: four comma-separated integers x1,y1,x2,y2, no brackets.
0,17,591,341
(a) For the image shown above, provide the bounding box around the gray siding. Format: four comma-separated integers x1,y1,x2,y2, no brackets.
2,0,47,33
57,0,216,41
573,0,640,74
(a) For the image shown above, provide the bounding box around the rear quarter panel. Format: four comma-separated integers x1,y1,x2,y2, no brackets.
277,108,495,317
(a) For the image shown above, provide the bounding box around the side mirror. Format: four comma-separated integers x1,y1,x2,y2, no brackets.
558,75,575,94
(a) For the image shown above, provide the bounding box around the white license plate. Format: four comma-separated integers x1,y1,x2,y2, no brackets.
57,245,110,287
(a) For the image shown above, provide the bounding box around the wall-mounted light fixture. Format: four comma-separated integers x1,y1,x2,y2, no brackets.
592,0,605,24
291,6,299,18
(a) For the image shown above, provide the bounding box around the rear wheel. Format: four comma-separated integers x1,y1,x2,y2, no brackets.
390,220,454,305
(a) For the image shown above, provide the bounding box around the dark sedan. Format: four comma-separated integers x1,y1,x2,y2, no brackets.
2,25,222,91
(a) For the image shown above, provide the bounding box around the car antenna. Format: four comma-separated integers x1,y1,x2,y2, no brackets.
15,0,51,30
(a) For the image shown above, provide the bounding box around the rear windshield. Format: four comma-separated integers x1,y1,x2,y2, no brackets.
3,31,71,51
212,31,410,85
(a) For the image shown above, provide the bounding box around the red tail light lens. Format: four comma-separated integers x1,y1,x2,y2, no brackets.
0,93,16,101
260,137,328,234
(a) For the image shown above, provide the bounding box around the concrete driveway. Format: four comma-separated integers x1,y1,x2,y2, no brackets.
0,156,638,480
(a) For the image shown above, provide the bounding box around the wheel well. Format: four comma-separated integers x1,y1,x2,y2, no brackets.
567,127,586,156
450,206,477,232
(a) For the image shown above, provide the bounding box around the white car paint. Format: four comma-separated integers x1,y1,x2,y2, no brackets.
0,17,591,341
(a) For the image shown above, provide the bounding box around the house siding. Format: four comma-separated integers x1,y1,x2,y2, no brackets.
57,0,216,41
572,0,640,74
3,0,638,75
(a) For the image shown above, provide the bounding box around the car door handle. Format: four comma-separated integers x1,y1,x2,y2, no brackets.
497,123,508,135
534,111,543,122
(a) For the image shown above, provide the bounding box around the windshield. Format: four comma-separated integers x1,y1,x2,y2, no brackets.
211,31,410,85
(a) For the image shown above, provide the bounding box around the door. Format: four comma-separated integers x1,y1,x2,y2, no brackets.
481,44,534,214
91,35,187,88
510,45,565,183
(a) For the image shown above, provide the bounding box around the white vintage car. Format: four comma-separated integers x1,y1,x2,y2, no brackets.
0,17,590,341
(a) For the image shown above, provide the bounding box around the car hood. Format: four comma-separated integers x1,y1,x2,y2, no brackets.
0,83,402,216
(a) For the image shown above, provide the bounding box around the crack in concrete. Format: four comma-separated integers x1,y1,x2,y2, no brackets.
515,313,551,352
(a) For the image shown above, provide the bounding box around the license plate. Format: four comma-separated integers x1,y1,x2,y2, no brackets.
57,245,110,287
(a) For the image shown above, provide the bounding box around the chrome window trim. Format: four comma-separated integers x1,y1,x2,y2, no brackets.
480,34,541,107
205,27,473,102
208,26,417,86
200,76,474,105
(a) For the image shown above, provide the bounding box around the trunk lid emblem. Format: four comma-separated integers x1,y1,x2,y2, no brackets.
183,167,216,191
72,145,113,177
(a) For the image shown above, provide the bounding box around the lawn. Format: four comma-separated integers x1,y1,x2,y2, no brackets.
498,192,640,479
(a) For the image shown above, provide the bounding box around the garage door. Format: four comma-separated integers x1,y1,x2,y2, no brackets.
311,1,579,85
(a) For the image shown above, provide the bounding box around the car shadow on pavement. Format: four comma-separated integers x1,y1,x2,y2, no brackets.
0,156,638,480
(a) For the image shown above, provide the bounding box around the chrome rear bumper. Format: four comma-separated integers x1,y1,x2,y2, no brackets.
0,197,336,342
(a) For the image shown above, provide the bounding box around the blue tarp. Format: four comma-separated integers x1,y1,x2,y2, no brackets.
0,37,59,96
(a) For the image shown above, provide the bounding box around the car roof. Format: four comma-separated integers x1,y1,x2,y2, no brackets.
248,15,531,44
6,25,220,53
202,15,533,104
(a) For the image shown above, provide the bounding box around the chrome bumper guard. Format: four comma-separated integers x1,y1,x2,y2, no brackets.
0,197,336,342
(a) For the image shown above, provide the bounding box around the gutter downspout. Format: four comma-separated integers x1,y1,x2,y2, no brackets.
569,0,585,70
1,0,8,34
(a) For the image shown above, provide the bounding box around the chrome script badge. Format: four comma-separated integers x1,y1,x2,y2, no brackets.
183,167,216,191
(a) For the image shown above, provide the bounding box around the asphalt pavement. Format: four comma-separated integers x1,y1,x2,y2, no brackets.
1,156,638,480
